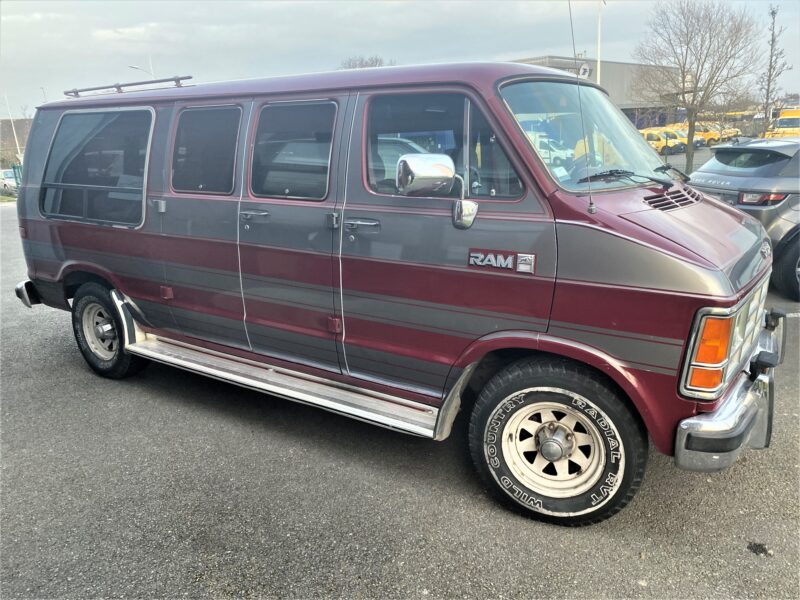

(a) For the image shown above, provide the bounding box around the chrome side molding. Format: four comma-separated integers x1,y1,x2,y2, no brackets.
109,288,454,439
124,336,439,438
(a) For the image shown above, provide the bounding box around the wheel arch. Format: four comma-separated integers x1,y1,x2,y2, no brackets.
59,263,120,300
773,223,800,261
438,331,664,451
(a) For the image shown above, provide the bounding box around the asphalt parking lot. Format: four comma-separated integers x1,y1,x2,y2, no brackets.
663,145,713,173
1,202,798,598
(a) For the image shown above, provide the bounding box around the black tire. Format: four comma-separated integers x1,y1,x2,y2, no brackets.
468,357,648,526
660,145,670,156
773,241,800,301
71,283,148,379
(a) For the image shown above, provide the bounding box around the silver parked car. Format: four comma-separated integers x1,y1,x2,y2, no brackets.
2,169,17,195
690,137,800,300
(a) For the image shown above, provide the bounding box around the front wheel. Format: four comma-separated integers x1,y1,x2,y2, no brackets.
71,283,148,378
468,358,647,526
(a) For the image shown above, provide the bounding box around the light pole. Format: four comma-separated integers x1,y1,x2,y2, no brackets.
128,55,156,80
4,94,22,163
596,0,606,86
128,64,154,79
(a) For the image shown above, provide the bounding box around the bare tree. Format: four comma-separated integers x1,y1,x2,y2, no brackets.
339,55,396,70
634,0,759,171
703,85,757,139
759,5,792,134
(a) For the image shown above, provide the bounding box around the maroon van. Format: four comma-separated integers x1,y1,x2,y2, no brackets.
14,63,786,525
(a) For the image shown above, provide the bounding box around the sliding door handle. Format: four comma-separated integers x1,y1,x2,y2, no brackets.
240,210,270,224
344,218,381,233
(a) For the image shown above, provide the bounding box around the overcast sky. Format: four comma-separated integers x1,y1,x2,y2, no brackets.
1,0,798,118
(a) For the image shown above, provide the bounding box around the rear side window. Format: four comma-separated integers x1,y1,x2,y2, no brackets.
250,102,336,200
701,149,793,177
42,109,152,225
172,106,241,194
366,93,523,199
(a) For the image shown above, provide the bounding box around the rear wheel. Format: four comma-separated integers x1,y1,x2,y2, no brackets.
71,283,148,378
468,358,647,526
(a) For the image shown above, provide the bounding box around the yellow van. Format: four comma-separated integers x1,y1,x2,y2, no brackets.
693,123,721,146
640,129,682,155
663,123,707,148
765,108,800,138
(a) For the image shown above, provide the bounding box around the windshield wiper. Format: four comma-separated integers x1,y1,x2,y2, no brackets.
576,169,674,188
654,163,690,182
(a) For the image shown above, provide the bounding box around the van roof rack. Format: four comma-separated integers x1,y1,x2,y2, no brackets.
63,75,193,98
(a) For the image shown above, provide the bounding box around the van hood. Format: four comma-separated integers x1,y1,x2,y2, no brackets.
619,188,770,293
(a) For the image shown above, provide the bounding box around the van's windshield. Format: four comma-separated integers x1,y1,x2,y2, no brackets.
501,80,666,192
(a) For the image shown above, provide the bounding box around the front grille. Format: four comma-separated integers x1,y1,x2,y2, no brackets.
727,277,770,379
644,186,703,211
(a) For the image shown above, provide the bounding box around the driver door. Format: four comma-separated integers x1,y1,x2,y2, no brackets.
336,89,556,399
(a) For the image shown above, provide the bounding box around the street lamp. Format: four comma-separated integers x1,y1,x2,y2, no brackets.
128,65,154,79
128,56,156,80
596,0,607,86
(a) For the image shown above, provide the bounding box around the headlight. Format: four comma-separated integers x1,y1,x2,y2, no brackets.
685,315,733,393
681,278,769,399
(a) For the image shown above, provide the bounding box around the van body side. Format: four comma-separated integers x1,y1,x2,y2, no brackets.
15,63,785,525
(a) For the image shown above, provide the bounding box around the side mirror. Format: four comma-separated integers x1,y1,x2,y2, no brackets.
396,153,456,196
395,153,479,230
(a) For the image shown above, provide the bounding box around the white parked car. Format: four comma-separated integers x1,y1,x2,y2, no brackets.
526,133,574,166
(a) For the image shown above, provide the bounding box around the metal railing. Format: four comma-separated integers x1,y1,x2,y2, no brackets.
63,76,193,98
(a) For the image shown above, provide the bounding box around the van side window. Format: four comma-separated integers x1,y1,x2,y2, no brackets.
172,106,241,194
468,104,524,199
366,93,522,199
250,102,336,200
41,110,152,225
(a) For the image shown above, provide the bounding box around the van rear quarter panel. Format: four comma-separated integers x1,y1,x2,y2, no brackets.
19,105,174,331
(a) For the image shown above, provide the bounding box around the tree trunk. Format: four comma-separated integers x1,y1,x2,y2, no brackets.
686,109,697,173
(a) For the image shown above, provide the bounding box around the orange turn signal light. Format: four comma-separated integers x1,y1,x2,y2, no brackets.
694,316,733,365
689,367,724,390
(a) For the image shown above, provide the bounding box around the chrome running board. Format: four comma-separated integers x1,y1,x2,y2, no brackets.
125,337,439,437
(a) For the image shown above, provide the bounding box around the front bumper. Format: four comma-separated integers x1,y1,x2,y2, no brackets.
675,311,785,472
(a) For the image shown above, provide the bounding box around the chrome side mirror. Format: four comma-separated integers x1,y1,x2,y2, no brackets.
395,153,479,230
396,153,456,196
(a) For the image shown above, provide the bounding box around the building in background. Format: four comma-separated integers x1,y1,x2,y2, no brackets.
514,55,681,127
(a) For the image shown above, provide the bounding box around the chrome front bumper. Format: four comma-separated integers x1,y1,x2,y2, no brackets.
675,312,785,472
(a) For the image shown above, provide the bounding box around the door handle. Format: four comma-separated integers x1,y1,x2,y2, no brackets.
240,210,270,224
343,218,381,233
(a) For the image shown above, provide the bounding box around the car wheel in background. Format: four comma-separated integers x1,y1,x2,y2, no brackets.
773,241,800,301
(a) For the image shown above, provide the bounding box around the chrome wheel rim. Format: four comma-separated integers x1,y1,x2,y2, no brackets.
81,302,118,361
501,400,606,498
